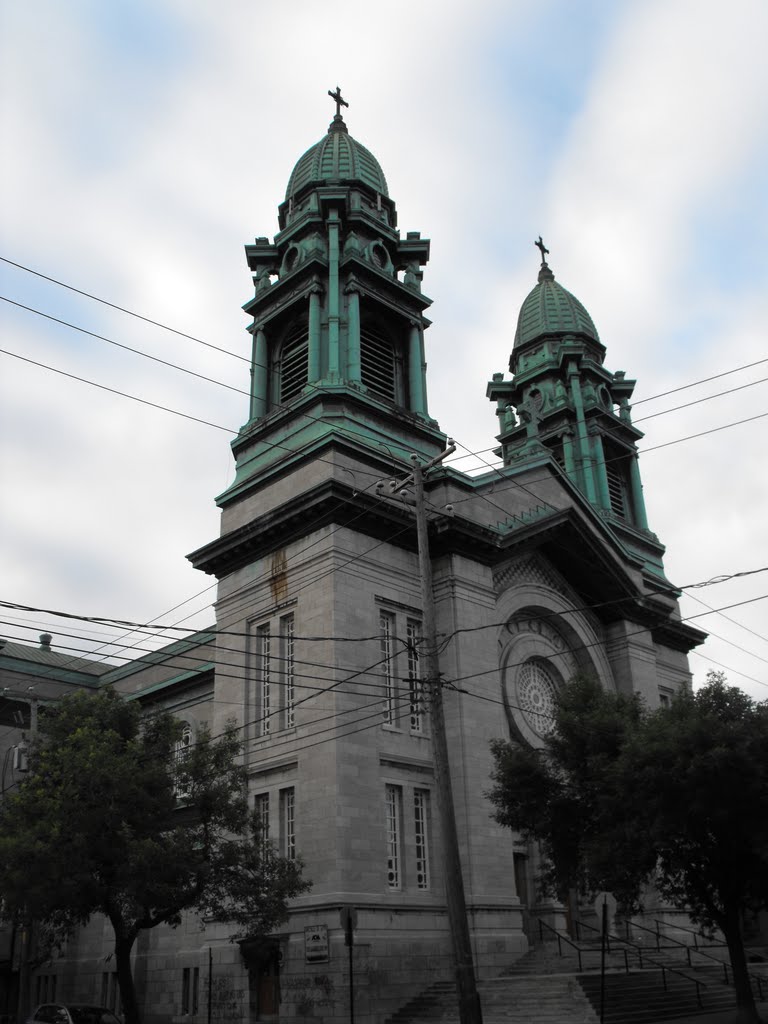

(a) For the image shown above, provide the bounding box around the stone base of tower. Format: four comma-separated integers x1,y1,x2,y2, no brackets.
272,903,528,1024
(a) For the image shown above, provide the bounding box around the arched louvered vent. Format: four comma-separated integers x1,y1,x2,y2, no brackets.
279,323,309,403
361,325,397,403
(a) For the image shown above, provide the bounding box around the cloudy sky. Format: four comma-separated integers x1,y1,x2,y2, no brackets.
1,0,767,700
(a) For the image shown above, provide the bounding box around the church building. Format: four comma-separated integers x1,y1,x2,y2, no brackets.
0,96,704,1023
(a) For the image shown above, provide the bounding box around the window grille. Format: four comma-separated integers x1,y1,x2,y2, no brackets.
385,784,402,889
606,460,627,518
361,325,397,403
380,612,397,725
279,323,309,403
174,723,193,800
406,618,424,733
414,789,431,889
257,624,271,736
281,787,296,861
281,614,295,729
254,793,270,848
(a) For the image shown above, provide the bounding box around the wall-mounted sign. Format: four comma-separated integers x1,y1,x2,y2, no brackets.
304,925,329,963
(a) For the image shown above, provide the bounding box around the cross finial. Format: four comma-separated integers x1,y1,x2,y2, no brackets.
328,86,349,118
535,236,550,264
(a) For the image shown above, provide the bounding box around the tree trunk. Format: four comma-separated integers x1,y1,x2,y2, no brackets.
722,903,760,1024
114,931,141,1024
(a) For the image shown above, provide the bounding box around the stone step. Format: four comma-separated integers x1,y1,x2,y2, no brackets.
386,975,598,1024
578,969,736,1024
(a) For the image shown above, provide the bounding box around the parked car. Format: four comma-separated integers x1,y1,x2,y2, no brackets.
27,1007,121,1024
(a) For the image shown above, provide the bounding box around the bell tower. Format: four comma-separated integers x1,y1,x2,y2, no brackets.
487,241,665,579
220,90,445,511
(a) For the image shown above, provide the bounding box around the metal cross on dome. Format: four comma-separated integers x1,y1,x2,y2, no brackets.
535,236,550,264
328,86,349,117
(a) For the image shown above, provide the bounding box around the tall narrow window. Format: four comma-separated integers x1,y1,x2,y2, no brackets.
191,967,200,1014
280,787,296,861
603,442,633,521
414,789,431,890
279,322,309,403
361,325,398,403
380,612,397,725
406,619,424,733
174,723,193,800
385,784,402,890
181,968,191,1015
281,613,295,729
605,460,626,518
254,793,270,849
256,624,271,736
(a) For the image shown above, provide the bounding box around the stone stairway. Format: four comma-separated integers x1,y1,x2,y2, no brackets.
383,938,767,1024
384,974,598,1024
578,967,736,1023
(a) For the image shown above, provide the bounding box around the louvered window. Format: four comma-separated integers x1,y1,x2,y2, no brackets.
361,325,397,403
279,324,308,403
606,461,626,518
604,442,633,521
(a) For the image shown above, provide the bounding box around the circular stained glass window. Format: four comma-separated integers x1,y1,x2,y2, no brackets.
517,660,558,737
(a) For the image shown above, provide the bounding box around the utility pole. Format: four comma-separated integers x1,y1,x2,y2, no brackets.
383,444,483,1024
15,695,37,1024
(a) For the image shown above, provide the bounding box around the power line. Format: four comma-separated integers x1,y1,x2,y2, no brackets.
3,566,766,644
0,295,251,396
0,347,238,433
633,375,768,424
6,250,765,418
0,255,250,363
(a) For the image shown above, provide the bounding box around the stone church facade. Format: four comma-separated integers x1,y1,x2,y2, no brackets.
0,106,704,1024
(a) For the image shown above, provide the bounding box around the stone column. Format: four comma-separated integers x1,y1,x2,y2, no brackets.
308,287,322,382
346,285,361,384
250,326,268,420
628,453,650,530
408,321,427,415
590,428,611,511
327,209,341,380
567,366,598,504
562,429,576,480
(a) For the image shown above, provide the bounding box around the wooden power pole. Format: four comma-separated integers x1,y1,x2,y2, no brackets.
385,446,483,1024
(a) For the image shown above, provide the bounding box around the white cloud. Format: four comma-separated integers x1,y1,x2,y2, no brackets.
1,0,766,697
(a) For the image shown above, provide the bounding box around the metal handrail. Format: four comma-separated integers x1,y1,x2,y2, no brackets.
652,917,724,950
687,945,766,1001
571,921,708,1006
538,918,583,972
574,918,630,971
624,917,690,954
652,919,765,1000
624,944,705,1006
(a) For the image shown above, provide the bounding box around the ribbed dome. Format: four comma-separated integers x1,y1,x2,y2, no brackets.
285,115,389,199
514,264,599,348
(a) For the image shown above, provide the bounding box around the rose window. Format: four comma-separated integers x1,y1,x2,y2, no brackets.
517,661,558,737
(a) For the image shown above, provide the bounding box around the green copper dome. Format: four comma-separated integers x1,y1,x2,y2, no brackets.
285,114,389,199
514,264,599,348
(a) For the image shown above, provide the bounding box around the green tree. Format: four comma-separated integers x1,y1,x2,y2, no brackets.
0,689,310,1024
488,672,768,1024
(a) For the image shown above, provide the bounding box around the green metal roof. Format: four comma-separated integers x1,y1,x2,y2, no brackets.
285,114,389,198
514,264,599,348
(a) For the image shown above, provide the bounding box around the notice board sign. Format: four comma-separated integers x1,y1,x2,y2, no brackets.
304,925,329,963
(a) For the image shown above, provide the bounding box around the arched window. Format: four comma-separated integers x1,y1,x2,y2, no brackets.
361,323,402,404
277,322,308,404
